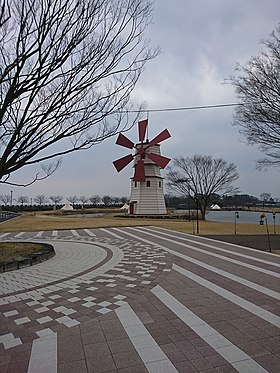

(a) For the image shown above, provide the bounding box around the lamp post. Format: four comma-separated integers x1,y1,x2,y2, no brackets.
234,211,239,234
194,193,204,235
188,192,191,222
272,212,276,234
196,197,199,234
10,190,13,208
259,214,271,252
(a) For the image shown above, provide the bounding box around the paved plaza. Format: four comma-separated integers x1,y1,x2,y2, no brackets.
0,226,280,373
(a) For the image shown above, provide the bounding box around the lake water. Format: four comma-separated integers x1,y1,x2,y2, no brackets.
206,210,279,225
62,212,105,218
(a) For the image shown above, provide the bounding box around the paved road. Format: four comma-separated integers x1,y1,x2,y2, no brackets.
0,227,280,373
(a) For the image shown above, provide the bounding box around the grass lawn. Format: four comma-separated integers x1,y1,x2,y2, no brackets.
0,242,45,260
0,210,276,235
0,211,279,260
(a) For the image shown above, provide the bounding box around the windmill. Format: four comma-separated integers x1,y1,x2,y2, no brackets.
113,119,171,214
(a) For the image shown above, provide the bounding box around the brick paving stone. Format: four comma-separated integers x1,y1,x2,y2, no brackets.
174,340,194,351
112,350,144,369
182,330,200,340
245,317,280,337
164,349,187,363
103,328,128,341
170,318,192,331
81,331,106,345
118,364,148,373
84,341,111,358
189,337,209,348
58,359,88,373
181,348,204,360
153,333,173,345
58,334,85,364
168,333,186,343
238,340,271,358
173,359,197,373
9,349,30,365
161,343,182,354
216,364,239,373
205,353,229,367
86,354,117,372
196,345,218,357
191,357,214,370
5,360,29,373
107,338,135,354
220,330,251,345
256,337,280,353
252,354,280,373
148,327,167,338
0,365,8,373
1,228,280,372
207,321,237,334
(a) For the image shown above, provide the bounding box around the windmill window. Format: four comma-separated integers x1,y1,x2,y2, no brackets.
146,180,151,187
159,181,162,188
134,181,137,187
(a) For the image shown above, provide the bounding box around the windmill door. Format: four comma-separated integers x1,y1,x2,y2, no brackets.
130,201,136,214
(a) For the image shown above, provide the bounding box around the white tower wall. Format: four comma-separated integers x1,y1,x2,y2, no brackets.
129,144,167,215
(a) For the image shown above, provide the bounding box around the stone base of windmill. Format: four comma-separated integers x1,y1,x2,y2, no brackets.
129,177,167,215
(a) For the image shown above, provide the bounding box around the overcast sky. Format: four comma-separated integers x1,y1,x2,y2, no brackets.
2,0,280,202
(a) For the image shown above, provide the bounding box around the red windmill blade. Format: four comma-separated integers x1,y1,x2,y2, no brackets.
147,153,171,169
115,133,134,149
138,119,148,142
146,128,171,148
113,119,171,181
113,154,134,172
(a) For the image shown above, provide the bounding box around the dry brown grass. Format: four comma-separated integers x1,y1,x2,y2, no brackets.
0,211,275,235
0,242,44,260
0,211,278,260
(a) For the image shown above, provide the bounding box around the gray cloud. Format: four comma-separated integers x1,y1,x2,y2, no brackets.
2,0,280,200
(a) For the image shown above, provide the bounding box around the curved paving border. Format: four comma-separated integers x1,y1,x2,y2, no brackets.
0,235,173,351
0,239,121,295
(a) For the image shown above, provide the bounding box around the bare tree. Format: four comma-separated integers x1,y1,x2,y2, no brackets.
167,155,239,220
112,196,121,205
0,193,10,206
0,0,10,28
79,196,88,209
260,192,271,202
89,195,100,206
260,192,272,207
16,195,29,206
0,0,158,186
231,25,280,169
102,195,113,206
120,196,129,204
49,195,63,207
67,195,79,208
34,195,49,206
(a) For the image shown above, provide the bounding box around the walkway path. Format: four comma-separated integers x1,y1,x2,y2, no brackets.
0,227,279,373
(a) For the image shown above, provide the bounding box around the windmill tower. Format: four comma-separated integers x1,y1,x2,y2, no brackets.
113,119,171,214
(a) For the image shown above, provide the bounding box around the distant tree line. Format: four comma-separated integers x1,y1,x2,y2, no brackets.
165,193,279,211
0,194,129,211
1,192,278,212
